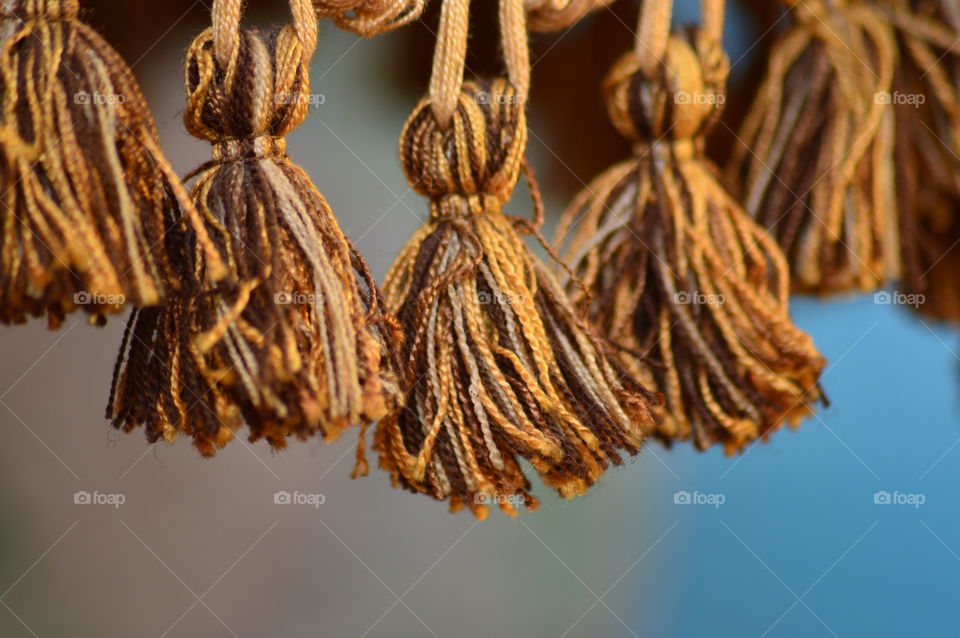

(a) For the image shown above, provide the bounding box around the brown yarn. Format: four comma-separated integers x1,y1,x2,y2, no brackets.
372,78,654,518
0,0,225,328
556,15,825,453
311,0,425,35
728,0,899,295
884,0,960,320
108,0,400,456
525,0,612,32
367,0,654,519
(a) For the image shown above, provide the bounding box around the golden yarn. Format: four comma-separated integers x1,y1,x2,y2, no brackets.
369,78,654,518
311,0,425,35
0,0,224,327
557,15,825,453
108,0,400,456
884,0,960,320
728,0,899,295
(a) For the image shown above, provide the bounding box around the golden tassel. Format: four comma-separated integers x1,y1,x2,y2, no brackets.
0,0,224,327
728,0,898,295
883,0,960,320
108,0,400,457
557,0,826,453
367,0,655,519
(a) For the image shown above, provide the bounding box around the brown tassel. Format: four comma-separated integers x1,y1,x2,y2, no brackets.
0,0,224,327
525,0,612,32
311,0,425,35
367,0,654,519
728,0,899,295
107,0,400,457
884,0,960,320
557,1,825,453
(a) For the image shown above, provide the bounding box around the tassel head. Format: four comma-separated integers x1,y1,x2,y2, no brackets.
604,31,727,144
400,79,526,211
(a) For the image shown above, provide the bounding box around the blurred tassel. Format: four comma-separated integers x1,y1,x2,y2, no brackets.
884,0,960,320
557,2,825,453
108,0,401,456
0,0,224,327
728,0,899,295
525,0,612,32
368,0,654,519
311,0,425,35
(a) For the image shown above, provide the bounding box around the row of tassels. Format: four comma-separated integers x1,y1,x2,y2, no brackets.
0,0,955,518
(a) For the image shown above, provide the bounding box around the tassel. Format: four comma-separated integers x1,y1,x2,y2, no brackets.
311,0,425,35
107,0,401,456
525,0,612,32
556,0,825,453
0,0,224,327
368,0,654,519
728,0,899,295
883,0,960,320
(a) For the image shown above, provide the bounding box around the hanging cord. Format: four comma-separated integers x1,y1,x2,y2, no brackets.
213,0,318,67
428,0,470,127
701,0,725,46
500,0,530,102
635,0,673,74
428,0,530,127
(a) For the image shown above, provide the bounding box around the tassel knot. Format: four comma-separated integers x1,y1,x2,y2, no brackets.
400,79,526,205
429,193,503,220
605,33,728,144
212,135,288,162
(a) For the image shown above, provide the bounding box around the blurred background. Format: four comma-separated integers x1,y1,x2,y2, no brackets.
0,1,958,636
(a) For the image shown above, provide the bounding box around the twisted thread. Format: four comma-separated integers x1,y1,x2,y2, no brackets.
312,0,425,36
0,0,223,326
109,0,400,456
557,22,825,453
728,0,898,294
375,62,655,517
